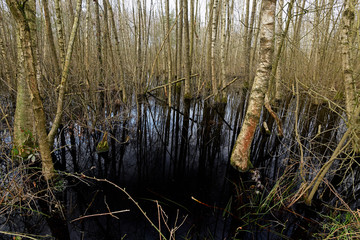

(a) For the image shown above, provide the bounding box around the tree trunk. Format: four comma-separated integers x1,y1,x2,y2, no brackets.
0,18,12,92
7,0,55,180
207,0,214,86
47,0,83,146
183,0,192,99
275,0,284,102
135,0,142,92
310,0,320,85
13,27,35,155
54,0,65,68
42,0,60,81
243,0,250,82
220,0,227,102
106,0,127,103
230,0,276,172
84,0,90,89
246,0,257,82
270,0,294,101
165,0,173,106
211,0,219,97
250,5,263,83
341,0,359,151
177,0,183,83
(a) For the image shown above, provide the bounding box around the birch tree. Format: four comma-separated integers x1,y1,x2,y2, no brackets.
230,0,276,171
220,0,227,102
341,0,359,151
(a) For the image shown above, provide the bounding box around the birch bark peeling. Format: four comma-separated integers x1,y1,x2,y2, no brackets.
230,0,276,172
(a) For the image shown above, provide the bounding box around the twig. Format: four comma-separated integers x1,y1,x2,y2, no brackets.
0,230,49,240
156,201,162,240
81,175,168,240
0,104,12,136
70,209,129,223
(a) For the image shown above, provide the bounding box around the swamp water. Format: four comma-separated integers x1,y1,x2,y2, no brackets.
1,91,359,239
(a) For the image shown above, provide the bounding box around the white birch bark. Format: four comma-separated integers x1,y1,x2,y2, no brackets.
220,0,227,101
230,0,276,171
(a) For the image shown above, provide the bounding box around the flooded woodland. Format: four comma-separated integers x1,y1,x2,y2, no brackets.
1,0,360,239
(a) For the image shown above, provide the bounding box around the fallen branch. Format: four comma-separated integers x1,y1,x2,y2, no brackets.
147,92,198,123
264,95,283,137
203,77,238,101
146,74,199,93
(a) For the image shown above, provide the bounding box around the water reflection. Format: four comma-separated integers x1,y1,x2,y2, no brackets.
1,92,357,240
58,94,237,239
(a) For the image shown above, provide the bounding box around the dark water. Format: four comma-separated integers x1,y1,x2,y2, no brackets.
1,91,359,239
60,95,237,240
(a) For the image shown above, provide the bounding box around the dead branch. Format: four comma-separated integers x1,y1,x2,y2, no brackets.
203,77,238,101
